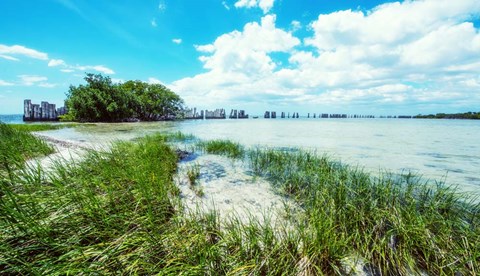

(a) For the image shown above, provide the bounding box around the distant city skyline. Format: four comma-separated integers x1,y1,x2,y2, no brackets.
1,0,480,115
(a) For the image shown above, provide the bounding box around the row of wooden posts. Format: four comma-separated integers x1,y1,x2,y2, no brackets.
23,99,67,121
23,101,414,122
184,108,249,119
264,111,378,119
185,108,414,120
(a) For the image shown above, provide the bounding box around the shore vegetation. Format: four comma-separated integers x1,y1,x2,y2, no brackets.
197,139,245,159
1,125,478,274
65,73,184,122
0,122,54,171
6,123,81,132
415,111,480,119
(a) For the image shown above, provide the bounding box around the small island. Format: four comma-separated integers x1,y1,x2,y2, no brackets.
414,112,480,120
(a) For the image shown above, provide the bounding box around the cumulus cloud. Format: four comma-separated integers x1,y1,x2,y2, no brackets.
172,38,182,44
194,15,299,74
0,44,49,60
171,14,299,105
172,0,480,113
234,0,275,14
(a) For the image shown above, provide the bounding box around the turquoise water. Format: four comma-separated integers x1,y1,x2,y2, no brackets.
0,114,23,124
20,118,480,195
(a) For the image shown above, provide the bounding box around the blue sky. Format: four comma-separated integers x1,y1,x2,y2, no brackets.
1,0,480,115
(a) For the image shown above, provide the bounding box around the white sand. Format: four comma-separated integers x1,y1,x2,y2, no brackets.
175,154,299,225
28,133,105,171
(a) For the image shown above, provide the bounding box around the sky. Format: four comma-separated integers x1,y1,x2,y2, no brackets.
1,0,480,116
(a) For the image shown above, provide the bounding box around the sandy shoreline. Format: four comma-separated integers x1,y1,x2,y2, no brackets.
33,132,294,225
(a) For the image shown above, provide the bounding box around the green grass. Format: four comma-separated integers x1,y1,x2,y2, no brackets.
1,130,478,274
186,163,203,196
0,122,54,172
248,148,480,274
1,134,180,274
197,139,245,159
164,131,196,142
7,123,80,132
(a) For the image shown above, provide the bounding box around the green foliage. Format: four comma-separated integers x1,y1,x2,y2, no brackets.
415,111,480,119
8,123,78,132
65,73,184,122
197,139,245,159
58,112,76,122
122,80,184,121
0,122,54,171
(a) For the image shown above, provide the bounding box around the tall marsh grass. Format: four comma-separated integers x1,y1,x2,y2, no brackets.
7,123,81,132
197,139,245,159
0,122,54,171
248,148,480,274
1,134,180,273
1,128,478,274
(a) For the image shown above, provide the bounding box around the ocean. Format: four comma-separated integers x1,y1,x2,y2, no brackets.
0,114,23,124
3,115,480,194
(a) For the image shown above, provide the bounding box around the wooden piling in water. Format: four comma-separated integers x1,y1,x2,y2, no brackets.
23,99,63,121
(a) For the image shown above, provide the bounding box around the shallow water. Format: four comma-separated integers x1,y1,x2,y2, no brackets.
175,154,295,224
36,118,480,195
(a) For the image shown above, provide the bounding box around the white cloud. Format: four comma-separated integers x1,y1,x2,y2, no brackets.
171,14,299,105
75,65,115,74
234,0,275,14
172,38,182,44
147,77,163,84
47,57,116,75
234,0,256,9
0,44,48,60
401,23,480,66
290,20,301,32
18,75,48,86
195,15,299,75
158,1,166,11
17,75,57,88
38,83,57,88
0,80,14,86
171,0,480,113
0,54,19,61
151,18,157,27
48,59,66,67
222,1,230,10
